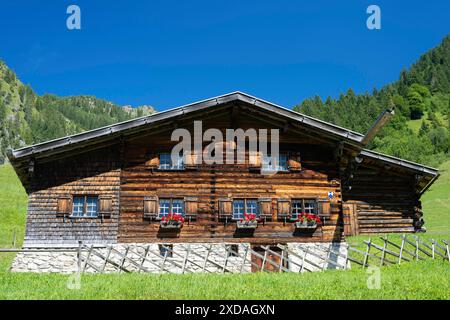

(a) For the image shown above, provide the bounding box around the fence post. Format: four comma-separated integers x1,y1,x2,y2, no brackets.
77,240,82,272
363,238,371,268
300,246,308,272
443,240,450,263
431,240,435,259
12,229,16,248
380,237,387,266
181,244,190,274
415,236,420,261
398,235,406,264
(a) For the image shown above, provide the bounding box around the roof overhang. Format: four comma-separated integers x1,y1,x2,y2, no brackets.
7,91,438,195
360,149,439,195
7,91,365,161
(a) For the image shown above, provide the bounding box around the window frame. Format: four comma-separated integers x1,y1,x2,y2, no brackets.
290,198,318,220
71,195,99,218
232,198,259,220
262,153,289,172
158,244,173,258
158,198,185,219
158,152,185,171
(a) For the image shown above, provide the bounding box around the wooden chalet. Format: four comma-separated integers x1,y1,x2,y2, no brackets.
7,92,439,247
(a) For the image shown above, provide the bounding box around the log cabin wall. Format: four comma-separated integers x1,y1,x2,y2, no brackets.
118,110,344,244
343,159,421,235
24,145,121,245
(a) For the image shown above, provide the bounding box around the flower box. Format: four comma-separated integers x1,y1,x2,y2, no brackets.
294,213,321,230
160,213,184,229
160,220,183,229
295,221,317,229
236,213,258,229
236,220,258,229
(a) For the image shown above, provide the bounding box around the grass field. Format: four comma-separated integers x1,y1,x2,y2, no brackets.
0,162,449,300
0,260,448,300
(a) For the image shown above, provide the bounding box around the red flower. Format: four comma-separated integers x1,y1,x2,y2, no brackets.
242,213,257,222
163,212,185,224
296,212,321,224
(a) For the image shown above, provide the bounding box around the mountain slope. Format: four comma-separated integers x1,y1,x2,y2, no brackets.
0,61,155,164
295,35,450,168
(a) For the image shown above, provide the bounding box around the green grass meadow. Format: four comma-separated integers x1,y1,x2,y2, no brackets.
0,162,449,300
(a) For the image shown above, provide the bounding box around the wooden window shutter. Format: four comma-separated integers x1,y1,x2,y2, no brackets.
144,195,158,218
99,195,113,217
277,198,291,217
57,196,71,216
215,141,236,151
184,197,198,217
318,199,331,216
249,151,262,169
185,151,200,169
287,152,301,171
145,154,160,168
218,197,232,216
258,198,272,217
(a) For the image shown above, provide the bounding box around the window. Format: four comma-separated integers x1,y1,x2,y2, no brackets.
226,244,239,257
72,196,98,218
232,199,259,220
159,153,184,170
158,199,185,218
262,153,288,172
291,199,317,219
233,200,245,219
159,244,173,258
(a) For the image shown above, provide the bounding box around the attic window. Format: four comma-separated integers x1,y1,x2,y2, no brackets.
262,154,288,172
159,153,184,170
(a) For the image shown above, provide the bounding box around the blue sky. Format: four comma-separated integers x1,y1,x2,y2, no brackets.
0,1,449,111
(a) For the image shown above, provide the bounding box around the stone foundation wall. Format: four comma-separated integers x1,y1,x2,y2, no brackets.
11,242,349,273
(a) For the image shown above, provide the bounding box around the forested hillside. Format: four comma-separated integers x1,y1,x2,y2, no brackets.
2,35,450,167
295,35,450,168
0,61,155,164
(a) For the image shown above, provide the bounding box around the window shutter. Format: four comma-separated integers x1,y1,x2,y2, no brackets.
318,199,331,216
277,198,291,217
57,196,71,216
99,195,112,218
184,197,198,217
185,151,199,169
215,141,236,151
218,197,233,216
144,195,158,218
287,152,301,171
258,198,272,217
145,154,160,168
249,151,262,169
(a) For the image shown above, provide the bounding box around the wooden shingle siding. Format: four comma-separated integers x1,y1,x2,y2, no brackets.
24,146,121,245
343,160,419,234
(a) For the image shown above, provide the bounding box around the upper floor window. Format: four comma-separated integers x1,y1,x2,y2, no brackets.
291,199,317,219
232,199,259,220
158,198,185,218
72,195,98,218
262,153,288,172
159,153,184,170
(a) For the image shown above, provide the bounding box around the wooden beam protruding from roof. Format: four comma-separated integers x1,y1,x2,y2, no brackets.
361,108,395,146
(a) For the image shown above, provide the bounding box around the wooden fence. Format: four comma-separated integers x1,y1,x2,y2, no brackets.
2,234,449,274
77,242,350,274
